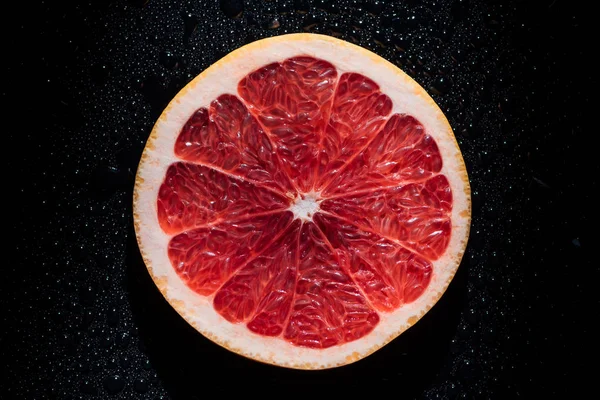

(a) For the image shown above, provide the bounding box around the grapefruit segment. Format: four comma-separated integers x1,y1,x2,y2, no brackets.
157,162,291,235
174,94,296,196
320,175,452,260
215,218,380,349
283,222,379,348
315,73,393,191
322,114,443,196
167,211,294,296
214,220,301,329
314,212,433,312
238,57,337,192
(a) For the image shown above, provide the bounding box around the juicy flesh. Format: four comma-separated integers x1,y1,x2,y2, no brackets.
157,56,453,349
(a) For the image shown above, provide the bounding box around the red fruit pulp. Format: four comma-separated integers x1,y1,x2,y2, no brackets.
157,57,452,348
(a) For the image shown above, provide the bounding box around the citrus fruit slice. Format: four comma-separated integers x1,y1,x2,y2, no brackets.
133,33,471,369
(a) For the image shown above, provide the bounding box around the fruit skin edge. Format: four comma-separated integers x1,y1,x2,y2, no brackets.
132,33,472,370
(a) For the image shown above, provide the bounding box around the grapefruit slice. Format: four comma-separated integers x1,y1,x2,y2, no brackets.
133,33,471,369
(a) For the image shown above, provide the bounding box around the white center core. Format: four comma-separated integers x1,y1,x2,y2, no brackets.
290,192,321,221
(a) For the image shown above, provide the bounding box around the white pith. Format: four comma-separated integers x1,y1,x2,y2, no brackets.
290,192,321,222
133,34,471,369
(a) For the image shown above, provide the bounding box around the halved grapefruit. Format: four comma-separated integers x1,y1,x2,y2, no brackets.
133,33,471,369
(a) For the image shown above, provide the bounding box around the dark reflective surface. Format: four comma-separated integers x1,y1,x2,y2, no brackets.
4,0,594,398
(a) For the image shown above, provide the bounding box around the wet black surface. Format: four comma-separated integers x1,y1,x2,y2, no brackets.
3,0,596,398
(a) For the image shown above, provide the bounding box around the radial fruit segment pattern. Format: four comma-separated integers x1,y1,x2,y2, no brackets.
156,56,452,349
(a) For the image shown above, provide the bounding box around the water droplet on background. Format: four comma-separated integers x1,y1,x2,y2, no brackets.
220,0,244,19
103,375,125,395
133,378,149,393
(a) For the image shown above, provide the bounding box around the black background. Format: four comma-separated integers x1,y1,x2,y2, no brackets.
3,0,596,399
